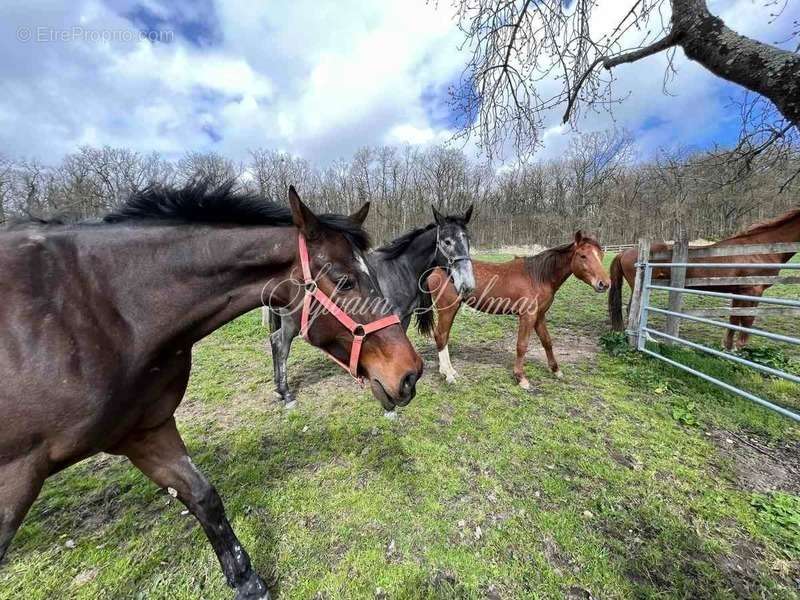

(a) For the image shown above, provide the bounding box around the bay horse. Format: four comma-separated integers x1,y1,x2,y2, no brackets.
423,231,610,389
609,206,800,349
0,182,423,600
265,204,475,409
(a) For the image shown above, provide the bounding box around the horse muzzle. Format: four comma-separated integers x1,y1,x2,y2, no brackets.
452,263,476,297
370,366,421,410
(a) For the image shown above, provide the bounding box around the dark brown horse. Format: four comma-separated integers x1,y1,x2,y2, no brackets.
0,182,423,599
609,207,800,349
423,231,611,389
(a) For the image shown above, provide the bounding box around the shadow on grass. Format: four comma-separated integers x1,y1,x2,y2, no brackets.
599,504,785,599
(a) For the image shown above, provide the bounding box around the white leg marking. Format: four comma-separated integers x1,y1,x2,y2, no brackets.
554,369,564,380
438,346,458,383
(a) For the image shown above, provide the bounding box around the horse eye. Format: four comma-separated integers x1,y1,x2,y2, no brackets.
580,254,587,259
445,239,454,246
338,277,355,291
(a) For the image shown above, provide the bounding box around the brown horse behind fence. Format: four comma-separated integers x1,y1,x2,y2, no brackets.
422,231,611,389
609,207,800,349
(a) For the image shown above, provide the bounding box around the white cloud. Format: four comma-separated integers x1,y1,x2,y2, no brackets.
0,0,796,165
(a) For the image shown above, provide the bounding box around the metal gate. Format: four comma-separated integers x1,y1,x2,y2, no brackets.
627,241,800,421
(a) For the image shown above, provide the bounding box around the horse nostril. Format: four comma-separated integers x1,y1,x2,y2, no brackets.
399,370,418,403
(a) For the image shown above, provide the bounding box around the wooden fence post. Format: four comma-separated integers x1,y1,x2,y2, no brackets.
627,238,650,347
665,227,689,342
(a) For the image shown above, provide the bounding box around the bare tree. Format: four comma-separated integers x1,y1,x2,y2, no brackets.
451,0,799,158
0,154,12,224
2,138,797,246
177,151,242,187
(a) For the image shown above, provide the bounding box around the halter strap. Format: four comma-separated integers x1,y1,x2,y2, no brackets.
297,233,400,380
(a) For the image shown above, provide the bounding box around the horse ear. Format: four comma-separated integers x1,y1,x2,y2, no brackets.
289,185,320,239
431,204,446,226
350,201,370,225
574,230,584,244
463,204,474,224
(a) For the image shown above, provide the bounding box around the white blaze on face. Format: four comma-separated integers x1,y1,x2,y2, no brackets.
355,252,370,275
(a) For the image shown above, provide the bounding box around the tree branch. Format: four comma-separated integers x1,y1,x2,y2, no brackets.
602,30,683,68
562,31,681,124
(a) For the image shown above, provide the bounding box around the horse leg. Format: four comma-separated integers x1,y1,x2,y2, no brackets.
428,271,462,384
724,299,749,350
534,317,562,379
734,296,761,350
434,304,460,383
513,315,535,390
115,418,269,600
0,452,47,564
268,309,299,409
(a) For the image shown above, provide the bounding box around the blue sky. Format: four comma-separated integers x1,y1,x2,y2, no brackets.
0,0,796,165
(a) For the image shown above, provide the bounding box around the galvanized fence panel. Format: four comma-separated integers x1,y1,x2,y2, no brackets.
628,242,800,422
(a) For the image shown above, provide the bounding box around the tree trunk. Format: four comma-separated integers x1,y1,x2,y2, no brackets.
671,0,800,127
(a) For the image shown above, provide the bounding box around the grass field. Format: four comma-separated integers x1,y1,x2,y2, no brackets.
2,253,799,599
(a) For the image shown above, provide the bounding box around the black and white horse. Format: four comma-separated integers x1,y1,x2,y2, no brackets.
265,204,475,410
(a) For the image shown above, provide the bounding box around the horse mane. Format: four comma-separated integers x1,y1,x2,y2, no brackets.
104,179,370,250
727,206,800,241
523,235,601,282
376,214,470,260
375,224,437,259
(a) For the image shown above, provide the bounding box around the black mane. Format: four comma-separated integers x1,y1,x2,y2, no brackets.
376,214,468,260
104,180,370,250
376,224,436,259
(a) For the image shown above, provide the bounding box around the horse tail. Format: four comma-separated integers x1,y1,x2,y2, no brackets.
609,254,625,331
415,278,436,337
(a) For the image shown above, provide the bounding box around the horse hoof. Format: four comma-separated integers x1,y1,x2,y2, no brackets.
384,410,398,420
284,400,297,410
445,374,457,384
234,572,270,600
518,379,531,390
235,591,270,600
554,370,564,380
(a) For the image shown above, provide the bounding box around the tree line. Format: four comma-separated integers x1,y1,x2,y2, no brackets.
1,130,797,248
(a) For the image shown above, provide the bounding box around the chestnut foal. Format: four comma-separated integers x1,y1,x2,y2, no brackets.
424,231,610,389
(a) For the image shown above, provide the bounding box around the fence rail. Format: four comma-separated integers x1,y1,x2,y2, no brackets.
650,242,800,260
627,240,800,422
604,243,636,253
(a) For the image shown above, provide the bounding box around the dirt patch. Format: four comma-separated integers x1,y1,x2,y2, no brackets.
429,326,599,377
711,429,800,494
542,535,574,576
713,536,774,598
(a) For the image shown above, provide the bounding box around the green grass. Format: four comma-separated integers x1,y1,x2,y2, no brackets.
2,253,800,599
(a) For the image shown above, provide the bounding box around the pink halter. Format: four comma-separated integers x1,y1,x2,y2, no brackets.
297,233,400,380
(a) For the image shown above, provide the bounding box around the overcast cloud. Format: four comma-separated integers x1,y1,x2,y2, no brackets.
0,0,797,165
